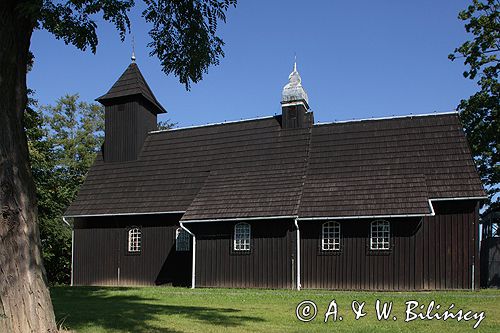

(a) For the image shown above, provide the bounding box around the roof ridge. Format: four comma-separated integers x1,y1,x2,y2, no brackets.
133,63,158,102
315,111,458,126
149,115,278,134
151,111,458,135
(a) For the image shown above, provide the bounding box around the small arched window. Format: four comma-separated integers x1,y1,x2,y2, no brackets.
370,220,390,250
234,223,251,251
322,221,341,251
128,227,141,253
176,228,190,251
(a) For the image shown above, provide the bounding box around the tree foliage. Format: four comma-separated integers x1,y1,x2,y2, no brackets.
449,0,499,211
143,0,236,89
25,0,237,89
158,119,177,130
25,94,105,285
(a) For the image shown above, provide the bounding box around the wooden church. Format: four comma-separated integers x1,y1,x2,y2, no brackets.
65,59,486,290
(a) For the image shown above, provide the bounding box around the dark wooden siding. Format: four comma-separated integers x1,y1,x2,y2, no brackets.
73,202,479,290
73,226,119,285
281,104,312,129
190,219,295,289
73,214,191,286
103,99,157,162
300,201,479,290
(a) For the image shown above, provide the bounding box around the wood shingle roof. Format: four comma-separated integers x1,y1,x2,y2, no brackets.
65,113,485,219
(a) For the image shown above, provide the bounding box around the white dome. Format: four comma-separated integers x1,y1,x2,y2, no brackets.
281,62,308,104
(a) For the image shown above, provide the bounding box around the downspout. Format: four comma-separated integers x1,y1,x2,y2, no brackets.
294,218,301,290
63,217,74,286
180,222,196,289
471,199,481,291
472,210,476,290
471,260,475,290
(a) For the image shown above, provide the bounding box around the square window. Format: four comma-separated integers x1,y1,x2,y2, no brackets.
322,222,341,251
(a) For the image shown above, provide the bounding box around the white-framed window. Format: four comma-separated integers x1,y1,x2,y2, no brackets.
370,220,390,250
322,221,341,251
128,227,141,253
176,228,190,251
234,222,251,251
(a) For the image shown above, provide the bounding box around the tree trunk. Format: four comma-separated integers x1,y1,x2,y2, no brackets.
0,2,57,332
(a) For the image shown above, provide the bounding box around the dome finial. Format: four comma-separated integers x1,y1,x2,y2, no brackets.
131,35,136,63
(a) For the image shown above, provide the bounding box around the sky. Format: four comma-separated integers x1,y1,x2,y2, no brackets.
28,0,478,128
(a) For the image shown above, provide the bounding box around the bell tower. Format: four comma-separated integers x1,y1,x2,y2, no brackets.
97,59,166,162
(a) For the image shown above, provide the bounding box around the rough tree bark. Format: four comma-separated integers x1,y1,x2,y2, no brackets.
0,1,57,332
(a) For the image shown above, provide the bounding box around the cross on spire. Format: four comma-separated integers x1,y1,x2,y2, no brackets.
131,35,136,63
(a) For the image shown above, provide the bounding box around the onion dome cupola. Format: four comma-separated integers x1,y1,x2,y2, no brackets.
281,61,313,129
281,61,309,108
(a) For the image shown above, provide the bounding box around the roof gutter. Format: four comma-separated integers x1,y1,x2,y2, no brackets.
298,197,487,221
179,222,196,289
428,196,487,202
63,211,186,218
62,216,71,226
181,215,299,223
298,214,431,221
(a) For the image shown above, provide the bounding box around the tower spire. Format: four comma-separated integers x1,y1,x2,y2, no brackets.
131,35,136,63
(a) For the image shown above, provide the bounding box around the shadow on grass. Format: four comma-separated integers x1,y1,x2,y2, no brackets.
51,287,264,333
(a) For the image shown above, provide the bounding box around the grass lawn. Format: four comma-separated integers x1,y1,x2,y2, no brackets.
51,286,500,333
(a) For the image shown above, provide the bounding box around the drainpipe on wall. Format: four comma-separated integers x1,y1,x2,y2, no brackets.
294,218,301,290
471,259,475,290
62,217,74,286
180,222,196,289
472,211,477,291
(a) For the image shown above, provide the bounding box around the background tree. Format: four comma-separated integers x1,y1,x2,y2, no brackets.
0,1,236,332
158,119,177,130
449,0,499,213
26,94,105,285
